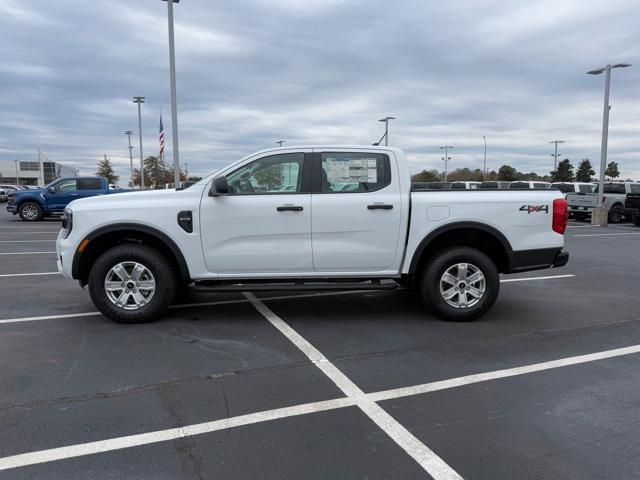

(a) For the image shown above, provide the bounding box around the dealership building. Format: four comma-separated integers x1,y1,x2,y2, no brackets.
0,160,77,186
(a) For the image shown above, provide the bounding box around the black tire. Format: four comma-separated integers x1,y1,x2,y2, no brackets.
419,247,500,322
573,212,587,221
18,202,43,221
633,215,640,227
88,244,177,323
608,204,624,224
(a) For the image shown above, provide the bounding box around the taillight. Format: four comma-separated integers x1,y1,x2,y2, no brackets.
553,198,568,234
601,195,606,206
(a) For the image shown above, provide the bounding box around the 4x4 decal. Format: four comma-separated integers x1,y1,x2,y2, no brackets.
520,205,549,214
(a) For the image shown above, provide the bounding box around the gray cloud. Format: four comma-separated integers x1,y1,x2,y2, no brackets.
1,0,639,182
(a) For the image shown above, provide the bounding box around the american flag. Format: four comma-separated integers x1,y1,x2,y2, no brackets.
159,113,165,159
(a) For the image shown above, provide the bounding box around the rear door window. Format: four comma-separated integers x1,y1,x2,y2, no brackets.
533,183,549,189
450,183,466,190
77,178,103,190
508,182,529,189
630,184,640,193
320,152,390,193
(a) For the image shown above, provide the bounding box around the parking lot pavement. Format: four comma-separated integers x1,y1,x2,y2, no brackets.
1,213,640,479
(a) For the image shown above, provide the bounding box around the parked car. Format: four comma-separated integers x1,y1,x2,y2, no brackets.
551,182,595,195
7,177,132,221
57,146,569,324
478,181,511,189
450,181,481,190
0,188,7,202
0,184,20,194
508,181,551,190
411,182,452,190
624,193,640,226
567,182,640,223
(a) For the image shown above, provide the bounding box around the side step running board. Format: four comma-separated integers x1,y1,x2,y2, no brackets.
193,279,399,292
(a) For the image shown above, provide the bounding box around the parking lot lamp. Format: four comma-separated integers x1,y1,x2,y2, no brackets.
587,63,631,209
133,97,145,189
124,131,135,188
276,140,286,147
549,140,564,173
440,146,453,181
483,136,487,179
162,0,181,188
378,116,396,146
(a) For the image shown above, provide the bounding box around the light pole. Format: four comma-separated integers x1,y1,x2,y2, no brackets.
378,116,396,146
276,140,286,147
162,0,181,188
14,160,19,185
124,131,135,188
587,63,631,212
440,146,453,181
482,136,487,179
133,96,145,189
549,140,564,173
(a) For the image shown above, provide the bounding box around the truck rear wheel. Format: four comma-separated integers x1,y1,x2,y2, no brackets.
419,247,499,322
88,244,177,323
633,215,640,227
18,202,43,221
608,204,624,223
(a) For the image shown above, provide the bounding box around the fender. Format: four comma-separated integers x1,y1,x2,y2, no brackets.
408,221,513,274
71,222,190,282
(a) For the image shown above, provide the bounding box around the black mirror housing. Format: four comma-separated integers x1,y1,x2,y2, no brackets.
209,176,230,196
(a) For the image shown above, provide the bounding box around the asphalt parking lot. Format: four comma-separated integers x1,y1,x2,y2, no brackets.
1,211,640,479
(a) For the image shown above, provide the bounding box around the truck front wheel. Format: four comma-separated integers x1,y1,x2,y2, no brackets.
419,247,499,322
88,244,177,323
18,202,43,221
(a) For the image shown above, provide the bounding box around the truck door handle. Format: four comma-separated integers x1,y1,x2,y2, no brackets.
367,204,393,210
277,205,303,212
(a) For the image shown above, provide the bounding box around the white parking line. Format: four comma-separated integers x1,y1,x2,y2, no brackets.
367,343,640,402
573,232,640,237
244,292,462,479
500,274,575,283
0,232,59,235
0,397,356,472
0,272,61,278
3,308,640,473
0,291,373,325
0,240,56,243
0,251,56,256
0,276,576,325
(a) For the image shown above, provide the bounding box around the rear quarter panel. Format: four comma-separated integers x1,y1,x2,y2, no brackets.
402,190,565,273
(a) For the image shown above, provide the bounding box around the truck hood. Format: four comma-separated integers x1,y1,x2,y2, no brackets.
67,186,204,210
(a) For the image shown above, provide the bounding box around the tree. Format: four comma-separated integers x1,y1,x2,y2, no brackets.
497,165,518,181
411,169,440,182
575,159,595,182
96,155,119,185
132,156,187,188
551,159,574,182
187,175,202,182
605,161,619,181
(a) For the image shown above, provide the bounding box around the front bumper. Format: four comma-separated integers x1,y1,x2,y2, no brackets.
6,203,17,214
56,230,75,279
507,248,569,273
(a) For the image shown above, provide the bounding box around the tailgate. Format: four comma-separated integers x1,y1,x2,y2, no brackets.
567,193,598,209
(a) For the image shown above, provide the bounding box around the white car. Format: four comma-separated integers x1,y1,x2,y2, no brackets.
508,181,551,190
57,146,569,324
551,182,595,195
450,181,481,190
0,188,7,202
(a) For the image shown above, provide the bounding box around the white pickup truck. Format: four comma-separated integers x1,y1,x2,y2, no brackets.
567,182,640,222
56,146,569,324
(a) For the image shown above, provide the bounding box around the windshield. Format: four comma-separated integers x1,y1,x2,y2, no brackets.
593,183,625,194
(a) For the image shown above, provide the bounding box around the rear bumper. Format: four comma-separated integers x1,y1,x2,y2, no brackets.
506,248,569,273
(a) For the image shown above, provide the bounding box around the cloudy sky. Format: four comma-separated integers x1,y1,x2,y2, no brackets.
1,0,639,182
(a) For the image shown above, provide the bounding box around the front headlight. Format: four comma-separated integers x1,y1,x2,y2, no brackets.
61,208,73,238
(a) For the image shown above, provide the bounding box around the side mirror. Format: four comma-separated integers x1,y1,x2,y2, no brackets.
209,176,230,197
48,187,56,194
